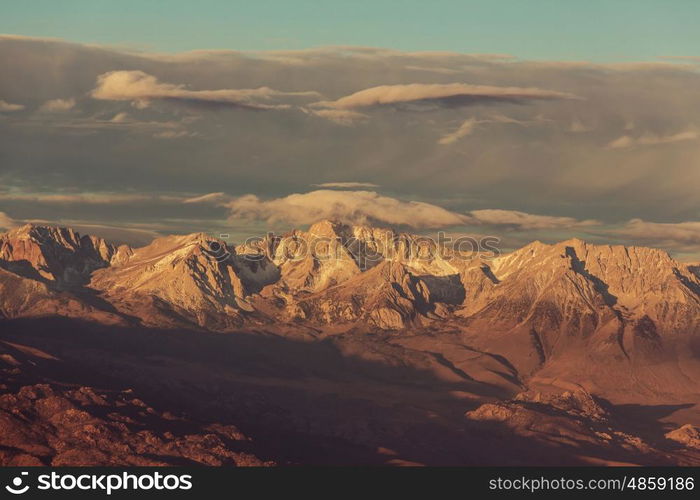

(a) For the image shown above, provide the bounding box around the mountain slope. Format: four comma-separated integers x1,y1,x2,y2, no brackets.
456,239,700,398
90,232,278,330
0,225,129,323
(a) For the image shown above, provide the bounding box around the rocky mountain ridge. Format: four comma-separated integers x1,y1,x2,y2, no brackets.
2,221,700,465
3,221,698,335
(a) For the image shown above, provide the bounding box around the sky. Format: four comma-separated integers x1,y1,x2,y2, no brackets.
1,3,700,259
3,0,700,61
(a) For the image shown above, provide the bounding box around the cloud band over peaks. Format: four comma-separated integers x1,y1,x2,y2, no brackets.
218,190,600,231
226,190,472,228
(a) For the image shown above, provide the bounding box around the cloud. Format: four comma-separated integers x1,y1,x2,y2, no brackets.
611,218,700,246
0,100,24,112
15,113,193,137
0,192,182,205
0,212,19,230
438,114,552,144
404,65,464,75
153,130,197,139
607,128,700,149
223,190,601,232
569,118,592,132
484,113,551,126
606,136,634,149
304,108,368,125
39,98,76,112
225,190,473,228
91,70,320,110
439,118,477,144
469,209,600,230
182,192,229,204
110,112,130,123
311,182,380,189
314,83,579,110
243,46,514,67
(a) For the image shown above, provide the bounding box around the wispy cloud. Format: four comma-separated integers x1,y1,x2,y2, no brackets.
470,209,600,230
0,100,24,112
438,118,478,144
91,70,320,110
13,112,195,138
569,117,592,132
110,112,130,123
222,189,600,231
182,192,229,204
303,108,369,125
607,128,699,149
311,182,380,189
39,98,76,112
611,218,700,247
153,130,197,139
225,190,472,229
438,114,551,144
0,211,19,230
0,192,183,205
314,83,579,110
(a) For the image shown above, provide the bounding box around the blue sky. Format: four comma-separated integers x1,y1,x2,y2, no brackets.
2,0,699,61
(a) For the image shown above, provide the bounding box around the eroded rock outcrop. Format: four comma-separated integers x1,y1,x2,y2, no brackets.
665,424,700,450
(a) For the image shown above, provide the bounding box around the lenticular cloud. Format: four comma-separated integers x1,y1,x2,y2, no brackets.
91,70,320,110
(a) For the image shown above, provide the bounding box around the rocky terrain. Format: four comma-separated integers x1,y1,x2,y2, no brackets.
1,222,700,465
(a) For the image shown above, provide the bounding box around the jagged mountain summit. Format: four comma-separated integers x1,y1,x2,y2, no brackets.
0,225,131,321
0,224,130,285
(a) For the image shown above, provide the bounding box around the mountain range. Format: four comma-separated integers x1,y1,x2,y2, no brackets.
1,221,700,466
